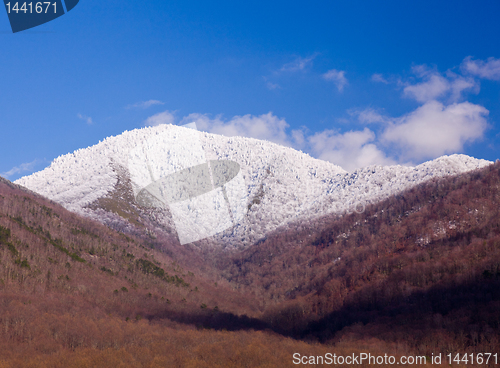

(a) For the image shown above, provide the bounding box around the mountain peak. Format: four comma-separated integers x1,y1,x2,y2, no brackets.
15,125,492,247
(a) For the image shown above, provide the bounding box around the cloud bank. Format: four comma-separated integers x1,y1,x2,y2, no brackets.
181,112,293,147
309,128,395,171
147,101,488,172
144,57,495,172
144,110,176,126
403,65,478,103
462,56,500,80
383,101,488,161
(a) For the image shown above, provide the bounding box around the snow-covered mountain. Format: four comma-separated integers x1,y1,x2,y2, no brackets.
15,124,493,247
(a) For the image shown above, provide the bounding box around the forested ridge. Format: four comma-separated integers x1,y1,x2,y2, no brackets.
0,162,499,366
212,161,500,354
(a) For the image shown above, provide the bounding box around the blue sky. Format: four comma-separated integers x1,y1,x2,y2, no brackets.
1,0,499,179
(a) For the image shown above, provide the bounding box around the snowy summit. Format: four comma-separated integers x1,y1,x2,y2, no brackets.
15,124,493,247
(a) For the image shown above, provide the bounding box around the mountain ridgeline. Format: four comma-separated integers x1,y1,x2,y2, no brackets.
2,125,500,366
15,125,491,248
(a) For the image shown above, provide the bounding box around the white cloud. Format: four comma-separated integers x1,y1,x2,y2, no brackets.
404,73,450,102
382,100,488,161
371,73,389,84
262,76,280,91
280,55,316,72
181,112,292,147
77,113,93,125
350,108,388,124
291,129,306,147
403,65,478,103
176,105,487,172
461,56,500,80
323,69,348,92
449,76,478,102
266,81,280,90
1,159,40,179
164,86,489,172
127,100,165,109
144,110,176,126
184,111,395,171
308,128,395,171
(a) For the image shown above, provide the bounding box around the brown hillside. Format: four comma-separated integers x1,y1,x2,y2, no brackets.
211,162,500,355
1,161,500,366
